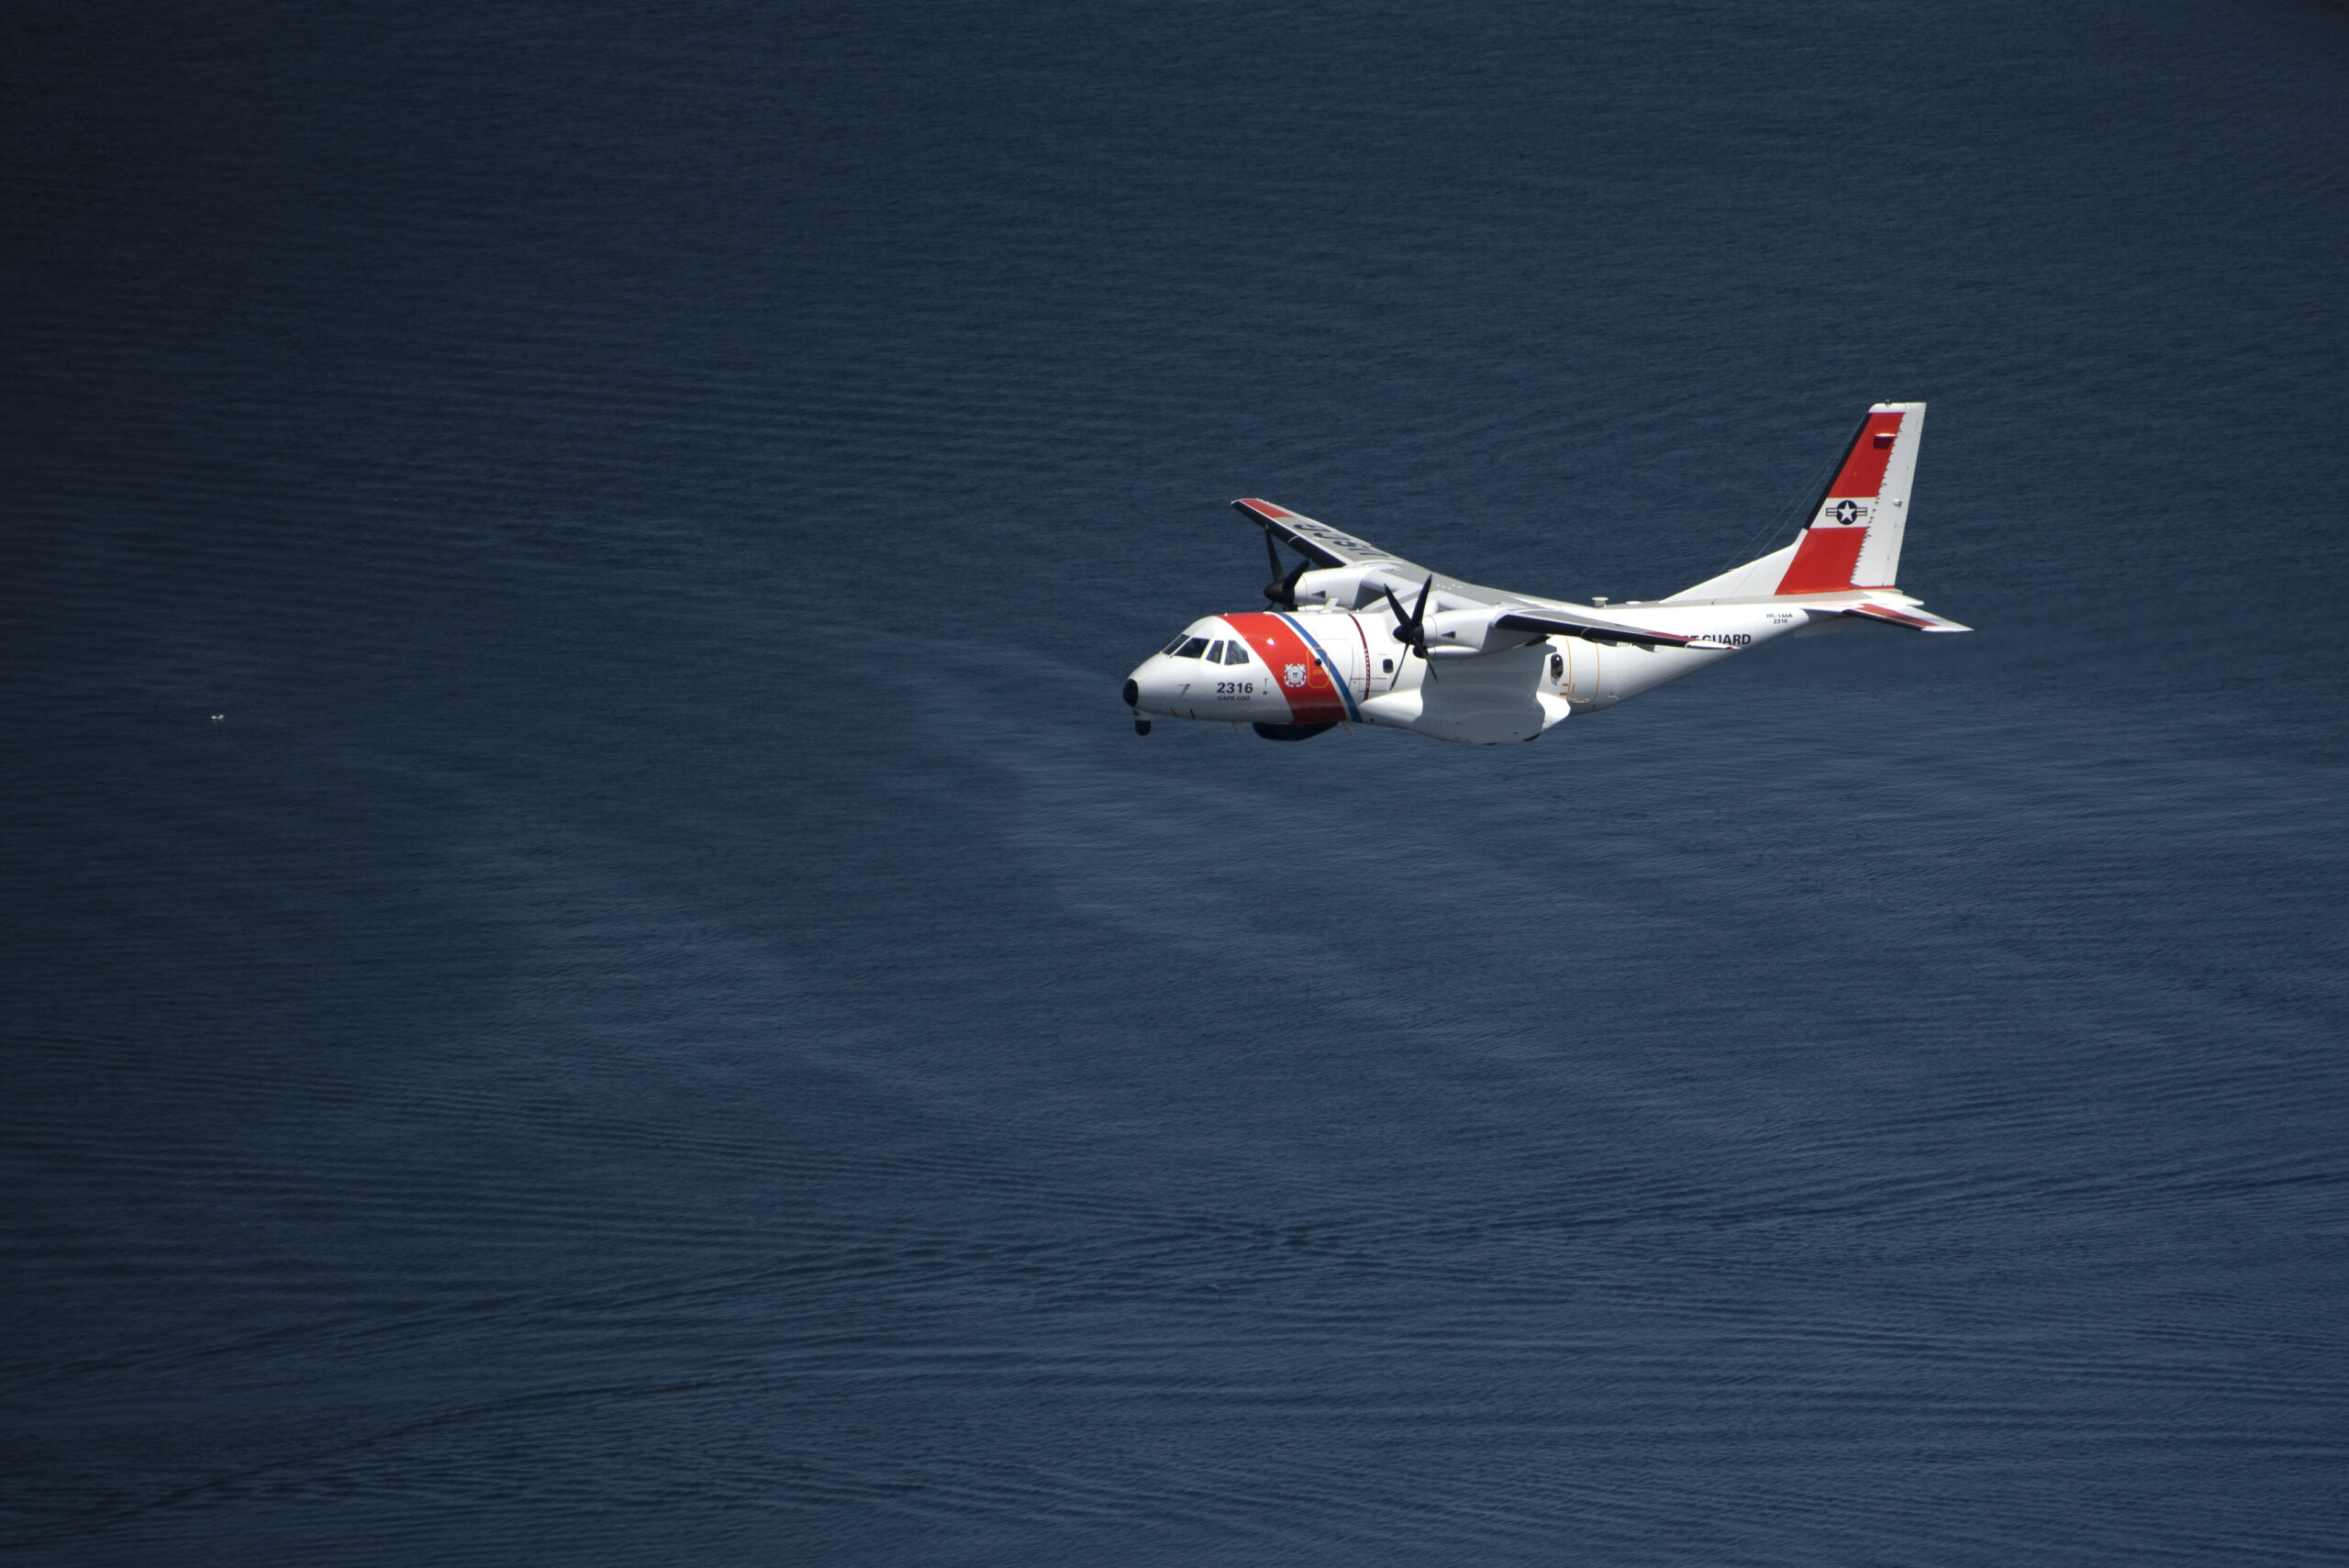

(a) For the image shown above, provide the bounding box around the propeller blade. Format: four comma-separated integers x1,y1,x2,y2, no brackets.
1382,576,1438,675
1263,532,1311,608
1384,577,1433,641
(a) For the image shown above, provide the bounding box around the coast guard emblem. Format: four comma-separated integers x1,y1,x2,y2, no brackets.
1284,662,1308,688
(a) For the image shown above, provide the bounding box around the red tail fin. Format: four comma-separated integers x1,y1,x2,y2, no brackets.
1776,403,1924,594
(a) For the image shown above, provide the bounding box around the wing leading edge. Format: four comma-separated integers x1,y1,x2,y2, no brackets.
1232,498,1419,573
1492,611,1705,651
1235,497,1703,650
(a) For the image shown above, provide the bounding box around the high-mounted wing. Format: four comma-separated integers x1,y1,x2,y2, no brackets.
1234,498,1698,648
1493,610,1706,651
1232,499,1423,574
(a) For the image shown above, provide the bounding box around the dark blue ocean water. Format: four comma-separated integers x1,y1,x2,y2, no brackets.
6,1,2348,1562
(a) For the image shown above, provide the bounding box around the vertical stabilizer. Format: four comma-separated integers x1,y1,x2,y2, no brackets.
1776,402,1924,592
1667,402,1928,604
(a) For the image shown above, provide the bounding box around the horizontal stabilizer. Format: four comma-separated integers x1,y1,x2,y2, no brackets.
1841,603,1972,633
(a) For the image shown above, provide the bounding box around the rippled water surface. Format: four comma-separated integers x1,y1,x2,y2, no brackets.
6,1,2348,1562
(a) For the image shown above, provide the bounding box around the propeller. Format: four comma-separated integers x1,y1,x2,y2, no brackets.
1380,576,1442,682
1262,529,1310,608
1382,575,1435,659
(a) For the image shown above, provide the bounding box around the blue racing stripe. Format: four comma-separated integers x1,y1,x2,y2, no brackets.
1275,614,1363,723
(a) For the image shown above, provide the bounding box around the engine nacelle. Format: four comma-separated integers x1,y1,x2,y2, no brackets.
1290,568,1382,609
1419,607,1543,658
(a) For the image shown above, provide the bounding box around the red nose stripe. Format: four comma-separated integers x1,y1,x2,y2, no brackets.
1221,612,1348,725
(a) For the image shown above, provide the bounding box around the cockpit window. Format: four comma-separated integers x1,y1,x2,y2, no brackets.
1205,639,1226,662
1163,634,1189,655
1174,637,1210,659
1223,641,1252,665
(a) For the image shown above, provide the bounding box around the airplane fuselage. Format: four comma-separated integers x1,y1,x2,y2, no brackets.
1127,599,1814,745
1125,404,1966,745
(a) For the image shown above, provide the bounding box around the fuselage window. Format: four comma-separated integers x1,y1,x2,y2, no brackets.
1174,637,1209,659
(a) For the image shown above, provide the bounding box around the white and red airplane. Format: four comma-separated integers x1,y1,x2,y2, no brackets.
1124,402,1969,745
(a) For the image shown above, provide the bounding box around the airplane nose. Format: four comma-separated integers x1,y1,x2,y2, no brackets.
1127,656,1177,717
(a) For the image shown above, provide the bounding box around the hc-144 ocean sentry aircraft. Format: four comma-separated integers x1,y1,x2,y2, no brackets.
1123,402,1969,745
